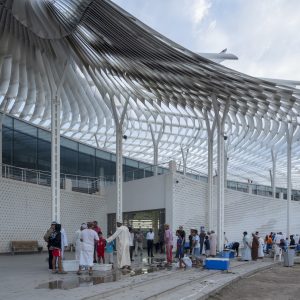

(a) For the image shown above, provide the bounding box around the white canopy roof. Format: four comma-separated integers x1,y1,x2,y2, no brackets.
1,0,300,188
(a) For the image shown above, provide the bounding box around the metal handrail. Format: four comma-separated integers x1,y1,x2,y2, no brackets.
1,163,107,195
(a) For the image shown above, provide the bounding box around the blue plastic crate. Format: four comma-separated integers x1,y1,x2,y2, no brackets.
205,258,230,270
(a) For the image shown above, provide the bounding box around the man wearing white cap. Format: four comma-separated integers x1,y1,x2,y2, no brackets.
77,222,99,275
106,221,131,270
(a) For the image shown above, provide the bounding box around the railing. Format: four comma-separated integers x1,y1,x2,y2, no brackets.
2,162,300,201
1,164,107,195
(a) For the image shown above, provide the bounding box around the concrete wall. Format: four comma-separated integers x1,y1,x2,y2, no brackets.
172,174,208,234
105,174,168,214
0,178,106,253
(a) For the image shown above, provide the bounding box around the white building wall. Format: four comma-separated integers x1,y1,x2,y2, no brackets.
0,178,106,253
224,189,300,243
172,174,208,234
171,175,300,243
105,174,167,214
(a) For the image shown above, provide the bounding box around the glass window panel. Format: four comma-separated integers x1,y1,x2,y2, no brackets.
14,119,37,137
37,139,51,171
125,158,139,168
38,128,51,141
78,152,95,177
13,131,37,169
96,157,115,180
61,137,78,150
79,143,95,155
2,126,13,165
96,149,111,160
61,146,78,175
3,115,13,128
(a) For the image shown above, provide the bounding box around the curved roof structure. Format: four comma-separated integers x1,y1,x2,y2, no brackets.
1,0,300,188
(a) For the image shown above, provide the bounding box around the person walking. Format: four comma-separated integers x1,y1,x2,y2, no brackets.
199,229,206,255
44,221,56,271
74,223,86,261
129,227,135,261
242,231,251,261
106,222,131,270
251,233,259,261
49,224,67,274
134,229,144,256
164,224,173,265
146,228,154,257
192,230,200,257
77,222,99,275
204,235,210,257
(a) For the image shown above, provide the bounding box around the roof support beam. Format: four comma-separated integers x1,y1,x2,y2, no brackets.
204,110,216,231
271,149,277,198
111,96,129,223
286,123,296,239
212,94,230,252
181,147,189,176
149,124,164,176
51,60,69,223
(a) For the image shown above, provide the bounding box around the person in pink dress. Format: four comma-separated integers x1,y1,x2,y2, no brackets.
164,224,173,265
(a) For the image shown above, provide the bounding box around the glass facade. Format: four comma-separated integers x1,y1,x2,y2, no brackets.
1,113,300,200
1,114,157,181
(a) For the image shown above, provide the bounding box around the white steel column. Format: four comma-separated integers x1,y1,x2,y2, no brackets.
111,97,129,222
286,123,295,239
51,62,68,223
224,150,229,188
0,99,8,178
204,110,216,231
212,95,230,252
51,95,61,222
181,146,189,176
271,149,277,198
149,124,164,176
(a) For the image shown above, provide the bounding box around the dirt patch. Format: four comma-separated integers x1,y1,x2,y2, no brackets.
208,264,300,300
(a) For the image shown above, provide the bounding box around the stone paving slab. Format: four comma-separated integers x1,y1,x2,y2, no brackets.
0,252,281,300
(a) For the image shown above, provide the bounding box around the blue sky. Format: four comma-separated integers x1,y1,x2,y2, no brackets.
113,0,300,81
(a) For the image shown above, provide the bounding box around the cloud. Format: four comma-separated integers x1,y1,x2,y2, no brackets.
183,0,212,24
112,0,300,80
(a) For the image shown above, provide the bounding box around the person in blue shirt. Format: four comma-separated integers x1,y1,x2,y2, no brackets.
105,233,115,267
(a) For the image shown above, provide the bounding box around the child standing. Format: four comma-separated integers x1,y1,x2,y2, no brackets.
97,232,106,264
105,233,115,267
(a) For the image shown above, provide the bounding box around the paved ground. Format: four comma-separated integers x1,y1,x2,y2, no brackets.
0,251,292,300
208,263,300,300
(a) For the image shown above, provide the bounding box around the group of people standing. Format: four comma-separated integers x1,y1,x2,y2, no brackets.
241,231,296,261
